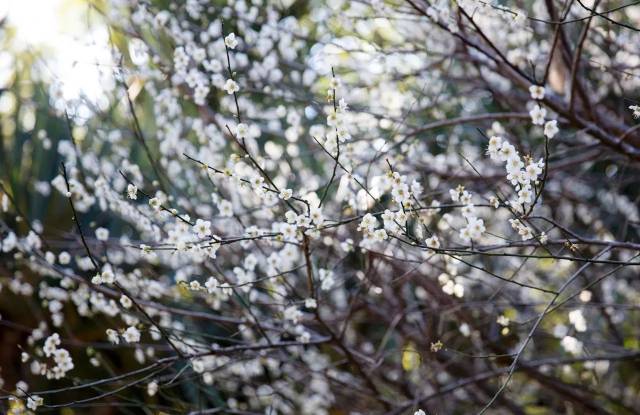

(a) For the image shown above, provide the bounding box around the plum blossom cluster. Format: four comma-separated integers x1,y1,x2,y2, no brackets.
19,333,75,381
487,135,544,212
358,213,389,247
321,76,352,154
528,85,559,140
449,186,485,242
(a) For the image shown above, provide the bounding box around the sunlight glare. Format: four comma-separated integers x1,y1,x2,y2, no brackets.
5,0,114,112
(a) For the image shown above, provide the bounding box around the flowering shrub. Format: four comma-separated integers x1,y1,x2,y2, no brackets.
2,0,640,413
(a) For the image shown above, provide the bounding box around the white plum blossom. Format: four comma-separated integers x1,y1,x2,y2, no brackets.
223,79,239,94
544,120,559,139
486,135,502,160
529,104,547,125
106,329,120,345
194,219,212,238
149,197,161,211
123,326,141,343
425,235,440,249
284,306,302,324
460,217,485,242
357,213,378,234
235,123,248,138
561,336,583,356
41,333,73,379
27,395,43,410
568,309,587,332
224,33,238,49
126,184,138,200
95,227,109,241
529,85,545,100
319,268,335,291
279,189,293,200
147,381,159,396
43,333,61,357
119,295,132,309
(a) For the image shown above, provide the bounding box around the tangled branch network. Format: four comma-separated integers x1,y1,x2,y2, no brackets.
2,0,640,413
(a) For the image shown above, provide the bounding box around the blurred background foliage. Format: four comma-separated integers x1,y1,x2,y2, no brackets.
0,1,320,412
0,1,146,410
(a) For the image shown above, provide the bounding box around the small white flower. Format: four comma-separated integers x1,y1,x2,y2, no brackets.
123,326,141,343
358,213,378,233
539,231,548,244
529,104,547,125
235,123,248,138
284,210,297,224
194,219,212,238
127,184,138,200
425,235,440,249
459,323,471,336
27,395,43,410
217,199,233,217
106,328,120,344
296,214,312,228
569,309,587,332
517,186,533,204
497,315,510,326
101,268,115,284
58,251,71,265
281,223,297,241
284,306,302,324
149,197,161,211
119,295,132,309
95,227,109,241
373,228,388,241
224,33,238,49
279,189,293,200
147,381,159,397
391,182,410,204
529,85,545,100
486,135,502,159
192,359,204,373
43,333,61,357
561,335,583,355
309,207,324,226
337,127,351,142
326,110,338,127
205,277,218,294
224,79,239,94
544,120,559,139
499,142,517,161
461,217,485,241
629,105,640,118
524,162,543,182
459,226,472,242
449,188,460,202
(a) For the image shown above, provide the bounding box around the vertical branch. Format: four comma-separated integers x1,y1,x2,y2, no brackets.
568,0,601,112
319,67,340,208
61,162,185,358
60,162,99,270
